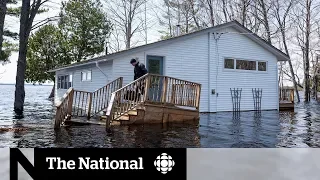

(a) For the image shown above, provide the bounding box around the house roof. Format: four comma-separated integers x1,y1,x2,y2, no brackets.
48,20,290,72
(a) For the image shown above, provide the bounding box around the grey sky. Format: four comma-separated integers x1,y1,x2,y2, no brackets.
0,0,163,84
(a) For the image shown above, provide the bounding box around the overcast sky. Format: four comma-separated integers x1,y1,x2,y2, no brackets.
0,0,162,84
0,1,63,84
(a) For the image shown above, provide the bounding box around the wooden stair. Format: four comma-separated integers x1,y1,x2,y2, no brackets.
99,108,140,122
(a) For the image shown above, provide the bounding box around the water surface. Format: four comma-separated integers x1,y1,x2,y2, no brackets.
1,85,320,148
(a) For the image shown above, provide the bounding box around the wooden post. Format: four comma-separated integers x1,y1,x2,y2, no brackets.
144,75,150,102
54,106,61,129
196,85,201,110
106,93,116,130
161,77,168,104
67,89,74,116
119,77,123,88
171,84,176,104
290,89,294,103
87,93,93,120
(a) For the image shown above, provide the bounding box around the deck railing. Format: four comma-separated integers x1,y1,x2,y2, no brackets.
91,77,123,116
147,74,201,108
72,90,92,118
106,74,201,123
54,77,123,128
279,88,294,103
54,88,74,129
106,74,149,122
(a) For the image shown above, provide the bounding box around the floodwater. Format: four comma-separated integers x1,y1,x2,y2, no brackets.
0,85,320,148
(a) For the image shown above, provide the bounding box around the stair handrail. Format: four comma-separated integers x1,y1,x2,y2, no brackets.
112,74,149,94
93,77,123,93
54,77,123,128
54,87,74,129
91,77,123,116
105,74,150,124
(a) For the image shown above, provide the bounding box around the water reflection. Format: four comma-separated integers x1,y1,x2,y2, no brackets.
1,85,320,147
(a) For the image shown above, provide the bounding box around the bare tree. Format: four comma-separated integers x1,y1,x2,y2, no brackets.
189,0,201,29
0,0,8,61
108,25,123,53
272,0,301,101
156,0,175,39
257,0,272,43
238,0,251,25
14,0,49,115
292,0,320,102
199,0,215,27
106,0,145,50
304,0,312,101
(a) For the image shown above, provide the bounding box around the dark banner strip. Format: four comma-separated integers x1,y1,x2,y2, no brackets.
10,148,186,180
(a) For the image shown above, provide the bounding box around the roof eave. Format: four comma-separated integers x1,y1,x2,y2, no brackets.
48,58,109,72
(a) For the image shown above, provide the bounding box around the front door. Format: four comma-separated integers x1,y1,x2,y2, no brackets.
146,56,164,102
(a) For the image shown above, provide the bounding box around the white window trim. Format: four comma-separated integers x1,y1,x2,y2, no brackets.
257,61,268,72
81,70,92,82
57,74,72,89
223,57,268,73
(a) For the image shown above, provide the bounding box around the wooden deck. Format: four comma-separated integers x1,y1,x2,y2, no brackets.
279,101,294,111
54,74,201,129
64,117,105,126
279,88,294,111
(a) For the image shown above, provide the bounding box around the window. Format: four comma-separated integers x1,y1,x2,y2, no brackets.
57,74,72,89
258,61,267,71
236,60,256,70
81,70,92,81
224,58,268,72
224,59,234,69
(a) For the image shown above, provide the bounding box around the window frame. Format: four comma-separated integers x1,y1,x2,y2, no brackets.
57,74,73,89
224,58,235,69
81,70,92,82
257,61,267,72
223,58,268,72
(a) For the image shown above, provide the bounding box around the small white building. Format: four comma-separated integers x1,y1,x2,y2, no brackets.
49,21,289,113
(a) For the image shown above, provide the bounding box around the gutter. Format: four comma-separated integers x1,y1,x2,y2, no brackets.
48,59,109,72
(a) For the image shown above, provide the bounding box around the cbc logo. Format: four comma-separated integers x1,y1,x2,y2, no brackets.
154,153,175,174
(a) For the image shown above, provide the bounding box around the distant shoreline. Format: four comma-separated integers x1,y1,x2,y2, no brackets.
0,83,53,86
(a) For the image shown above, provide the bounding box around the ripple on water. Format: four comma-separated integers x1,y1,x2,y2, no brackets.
1,87,320,147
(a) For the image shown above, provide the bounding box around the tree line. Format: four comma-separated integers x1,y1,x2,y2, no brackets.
0,0,319,115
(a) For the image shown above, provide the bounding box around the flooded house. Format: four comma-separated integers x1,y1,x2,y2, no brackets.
48,20,290,127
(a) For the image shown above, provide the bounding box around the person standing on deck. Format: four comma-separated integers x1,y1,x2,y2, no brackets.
130,58,148,96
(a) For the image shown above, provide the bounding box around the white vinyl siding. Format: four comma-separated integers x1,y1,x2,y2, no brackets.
54,61,113,105
54,27,279,113
214,27,278,112
112,34,209,112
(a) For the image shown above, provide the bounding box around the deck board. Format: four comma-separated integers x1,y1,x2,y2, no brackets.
279,101,294,111
65,118,106,126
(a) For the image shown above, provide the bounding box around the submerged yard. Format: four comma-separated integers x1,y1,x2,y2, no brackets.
0,85,319,148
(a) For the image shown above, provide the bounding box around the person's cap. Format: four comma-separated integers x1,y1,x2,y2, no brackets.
130,59,137,64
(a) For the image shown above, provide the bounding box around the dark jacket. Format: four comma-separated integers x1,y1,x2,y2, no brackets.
134,62,148,80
